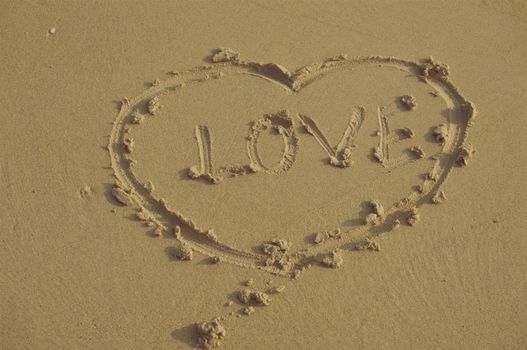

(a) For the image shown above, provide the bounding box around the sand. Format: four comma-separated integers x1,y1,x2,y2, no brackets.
1,1,527,349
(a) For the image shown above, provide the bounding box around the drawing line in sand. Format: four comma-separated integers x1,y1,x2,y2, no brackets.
188,125,217,183
187,106,366,185
107,49,477,300
108,49,477,276
189,124,259,184
299,106,365,168
246,110,299,175
373,105,418,169
106,49,477,348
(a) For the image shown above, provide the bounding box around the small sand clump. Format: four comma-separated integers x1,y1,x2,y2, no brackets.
152,226,164,237
262,239,291,254
196,319,226,349
401,127,415,138
365,213,382,226
321,250,343,269
210,71,224,79
410,146,426,159
111,187,133,206
356,239,380,252
144,181,155,193
370,200,385,217
426,170,439,182
238,289,271,306
136,209,150,221
431,191,447,204
406,207,420,226
173,225,182,238
130,112,145,125
203,229,218,242
372,146,383,162
329,146,353,168
147,96,161,115
176,243,193,261
457,144,476,166
210,256,221,264
400,95,417,110
211,48,240,63
126,157,137,167
291,264,312,280
433,124,448,143
262,239,293,270
365,200,385,226
461,101,479,126
123,137,134,153
421,57,450,80
187,166,202,179
242,306,255,315
244,278,255,287
314,228,341,244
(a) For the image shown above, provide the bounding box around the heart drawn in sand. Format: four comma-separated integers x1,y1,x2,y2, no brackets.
108,49,477,276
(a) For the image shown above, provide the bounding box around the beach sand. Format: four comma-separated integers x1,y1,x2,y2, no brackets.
1,1,526,349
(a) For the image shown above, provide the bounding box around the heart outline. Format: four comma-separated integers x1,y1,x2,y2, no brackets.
108,53,477,276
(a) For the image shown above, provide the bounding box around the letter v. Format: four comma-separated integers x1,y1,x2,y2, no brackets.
298,106,366,167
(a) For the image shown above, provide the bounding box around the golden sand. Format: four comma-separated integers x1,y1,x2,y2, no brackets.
1,1,526,349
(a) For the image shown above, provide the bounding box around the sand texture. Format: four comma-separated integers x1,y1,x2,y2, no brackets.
1,1,526,349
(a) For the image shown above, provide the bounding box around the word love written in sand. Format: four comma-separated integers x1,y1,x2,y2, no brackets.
108,49,477,275
187,105,426,184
